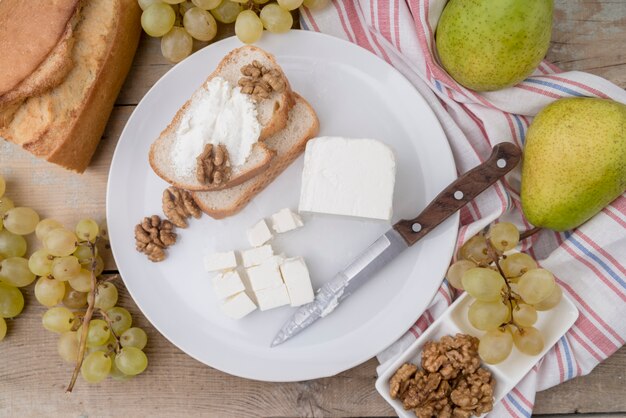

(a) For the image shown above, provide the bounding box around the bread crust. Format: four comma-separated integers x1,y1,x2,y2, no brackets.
148,46,294,191
192,94,320,219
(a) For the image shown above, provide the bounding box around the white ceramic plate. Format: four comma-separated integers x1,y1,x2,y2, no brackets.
107,31,458,382
375,292,579,417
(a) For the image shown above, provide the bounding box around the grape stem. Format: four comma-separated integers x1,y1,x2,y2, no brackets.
99,308,121,354
66,240,98,393
485,240,521,332
520,227,541,241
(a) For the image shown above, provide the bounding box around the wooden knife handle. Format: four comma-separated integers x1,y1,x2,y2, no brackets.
394,142,522,246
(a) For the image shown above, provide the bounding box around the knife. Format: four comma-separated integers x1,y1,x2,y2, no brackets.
270,143,522,347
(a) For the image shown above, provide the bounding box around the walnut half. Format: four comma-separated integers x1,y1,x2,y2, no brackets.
196,143,231,186
134,215,177,262
238,60,286,102
162,186,201,228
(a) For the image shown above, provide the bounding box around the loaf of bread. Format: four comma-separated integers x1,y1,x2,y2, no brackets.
0,0,142,173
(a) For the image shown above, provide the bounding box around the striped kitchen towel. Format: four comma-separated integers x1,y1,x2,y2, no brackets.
300,1,626,416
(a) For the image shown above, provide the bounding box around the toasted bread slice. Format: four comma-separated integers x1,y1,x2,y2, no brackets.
192,93,319,219
149,46,294,192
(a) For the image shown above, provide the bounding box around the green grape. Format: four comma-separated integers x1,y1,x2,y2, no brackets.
260,3,293,33
94,256,104,276
109,353,133,381
161,26,193,63
44,228,77,257
461,268,505,302
120,327,148,350
210,0,242,23
459,234,492,264
68,269,92,292
81,351,112,383
28,250,54,276
512,303,537,327
106,307,133,335
0,176,5,198
513,327,544,355
142,3,176,37
34,276,65,307
75,219,99,243
35,218,63,241
517,268,556,304
0,230,27,258
51,256,81,281
534,284,562,311
192,0,221,9
73,244,94,264
478,328,513,364
3,207,39,235
501,252,537,278
446,260,476,290
42,307,75,333
488,222,520,252
0,197,14,217
302,0,329,10
115,347,148,376
0,282,24,318
77,319,111,347
0,316,6,341
278,0,303,10
94,282,118,311
468,300,509,331
139,0,164,10
57,331,79,363
253,0,270,3
162,0,185,3
0,257,35,287
184,7,217,41
63,283,88,309
235,10,263,44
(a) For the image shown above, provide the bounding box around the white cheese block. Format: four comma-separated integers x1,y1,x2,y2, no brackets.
241,244,273,268
219,292,257,319
212,270,246,300
298,137,396,221
270,208,304,234
203,250,237,272
245,258,283,291
247,219,273,247
279,257,314,307
255,284,290,311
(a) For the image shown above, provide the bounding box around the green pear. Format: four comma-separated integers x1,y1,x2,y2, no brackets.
436,0,553,92
521,98,626,231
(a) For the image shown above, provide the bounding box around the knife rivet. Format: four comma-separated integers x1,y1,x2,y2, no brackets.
497,158,507,168
453,190,464,200
412,223,422,233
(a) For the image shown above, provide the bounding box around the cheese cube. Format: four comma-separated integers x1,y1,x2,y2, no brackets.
247,219,273,247
220,292,257,319
270,208,304,234
241,244,273,268
255,285,290,311
246,258,283,291
211,270,245,300
299,137,396,220
280,257,314,306
203,250,237,272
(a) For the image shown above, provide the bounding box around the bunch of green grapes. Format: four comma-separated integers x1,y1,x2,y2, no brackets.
0,176,34,341
446,222,563,364
139,0,330,62
29,218,149,385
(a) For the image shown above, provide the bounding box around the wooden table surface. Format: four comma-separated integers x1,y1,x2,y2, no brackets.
1,1,625,417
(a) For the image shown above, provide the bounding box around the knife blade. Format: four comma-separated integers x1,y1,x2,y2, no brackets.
271,142,521,347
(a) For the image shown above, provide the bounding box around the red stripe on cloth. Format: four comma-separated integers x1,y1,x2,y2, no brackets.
504,113,523,147
331,1,356,43
553,342,566,382
608,195,626,216
393,0,401,52
375,0,393,45
604,208,626,228
370,0,376,30
408,326,419,338
501,398,522,418
562,242,626,303
341,1,380,56
302,6,321,32
437,286,451,304
542,60,563,74
568,327,605,362
516,84,562,99
512,387,534,409
576,230,626,276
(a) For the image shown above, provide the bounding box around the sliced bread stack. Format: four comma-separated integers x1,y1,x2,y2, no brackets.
149,46,319,218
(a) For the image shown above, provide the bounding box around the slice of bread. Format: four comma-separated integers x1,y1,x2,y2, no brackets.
192,93,319,219
0,0,141,172
149,46,294,192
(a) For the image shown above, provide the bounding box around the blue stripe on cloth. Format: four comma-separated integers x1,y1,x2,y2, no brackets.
568,235,626,289
560,336,574,379
300,17,309,30
512,115,526,144
524,79,586,97
506,393,531,418
434,80,443,92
